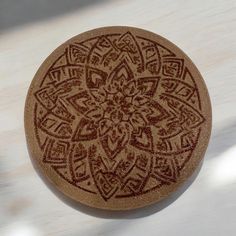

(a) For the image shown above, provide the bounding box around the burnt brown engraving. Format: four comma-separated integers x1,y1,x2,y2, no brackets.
25,27,211,209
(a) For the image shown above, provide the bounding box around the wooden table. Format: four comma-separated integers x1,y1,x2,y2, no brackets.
1,0,236,235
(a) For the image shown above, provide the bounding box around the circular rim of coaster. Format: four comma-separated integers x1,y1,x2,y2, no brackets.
25,26,212,210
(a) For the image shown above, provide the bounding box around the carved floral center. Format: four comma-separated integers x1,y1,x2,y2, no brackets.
66,59,168,159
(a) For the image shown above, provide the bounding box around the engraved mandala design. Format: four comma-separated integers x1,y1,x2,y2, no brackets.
33,31,205,201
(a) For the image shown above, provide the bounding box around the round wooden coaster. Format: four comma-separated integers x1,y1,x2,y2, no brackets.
25,26,211,210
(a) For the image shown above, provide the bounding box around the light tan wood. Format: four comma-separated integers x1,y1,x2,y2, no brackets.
24,26,211,210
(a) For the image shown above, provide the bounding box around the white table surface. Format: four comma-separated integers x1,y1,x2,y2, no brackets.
0,0,236,235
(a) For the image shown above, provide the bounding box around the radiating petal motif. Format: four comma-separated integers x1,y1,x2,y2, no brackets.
98,119,113,136
137,77,160,97
130,127,154,153
130,112,147,131
87,36,115,66
133,94,149,106
67,44,89,64
86,66,107,89
90,89,107,103
70,143,89,183
94,172,120,200
145,100,169,125
110,110,123,124
108,60,134,89
39,113,72,138
100,100,116,114
122,100,135,116
160,94,205,129
113,92,124,105
116,32,144,67
72,118,98,141
85,106,104,121
152,157,179,183
123,80,138,96
162,58,184,78
100,122,130,159
88,146,121,200
67,91,95,114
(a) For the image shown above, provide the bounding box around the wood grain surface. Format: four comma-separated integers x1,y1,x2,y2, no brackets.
0,0,236,235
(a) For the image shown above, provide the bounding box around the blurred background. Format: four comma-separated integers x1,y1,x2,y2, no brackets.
0,0,236,235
